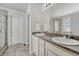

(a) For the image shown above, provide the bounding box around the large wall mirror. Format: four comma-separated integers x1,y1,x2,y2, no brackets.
49,10,79,36
62,11,79,36
62,16,71,32
70,12,79,36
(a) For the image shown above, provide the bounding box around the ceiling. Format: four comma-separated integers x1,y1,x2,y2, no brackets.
0,3,28,13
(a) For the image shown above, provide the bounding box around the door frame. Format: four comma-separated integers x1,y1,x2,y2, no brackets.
28,14,29,45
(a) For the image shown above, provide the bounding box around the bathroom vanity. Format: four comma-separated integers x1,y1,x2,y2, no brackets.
32,32,79,56
31,4,79,56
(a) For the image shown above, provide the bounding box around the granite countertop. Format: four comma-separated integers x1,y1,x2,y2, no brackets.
33,32,79,54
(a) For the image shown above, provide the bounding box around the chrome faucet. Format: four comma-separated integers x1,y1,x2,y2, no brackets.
67,32,72,39
68,35,70,39
63,34,67,39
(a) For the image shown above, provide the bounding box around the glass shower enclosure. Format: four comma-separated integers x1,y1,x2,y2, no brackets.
0,9,8,55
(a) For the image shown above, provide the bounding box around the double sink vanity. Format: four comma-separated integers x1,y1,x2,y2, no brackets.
30,4,79,56
32,32,79,56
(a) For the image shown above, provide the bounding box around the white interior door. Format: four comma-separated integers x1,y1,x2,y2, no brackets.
11,16,18,45
10,15,23,45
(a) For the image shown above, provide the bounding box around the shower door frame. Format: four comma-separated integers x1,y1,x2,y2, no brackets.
5,15,8,47
1,15,8,47
0,15,8,55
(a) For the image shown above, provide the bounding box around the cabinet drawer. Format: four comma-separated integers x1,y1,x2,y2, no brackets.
45,41,78,56
32,36,39,56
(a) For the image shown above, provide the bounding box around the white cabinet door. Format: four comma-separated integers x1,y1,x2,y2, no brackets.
32,36,39,56
46,49,57,56
39,44,44,56
39,38,44,56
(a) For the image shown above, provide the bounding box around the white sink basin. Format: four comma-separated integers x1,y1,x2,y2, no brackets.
52,37,79,46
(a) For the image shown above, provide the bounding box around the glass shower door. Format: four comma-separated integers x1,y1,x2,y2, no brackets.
0,15,7,52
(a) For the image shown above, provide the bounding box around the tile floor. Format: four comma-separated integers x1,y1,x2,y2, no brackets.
3,44,33,56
